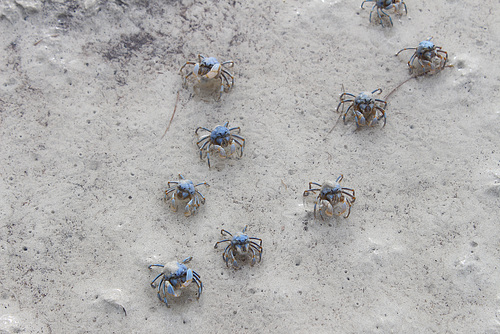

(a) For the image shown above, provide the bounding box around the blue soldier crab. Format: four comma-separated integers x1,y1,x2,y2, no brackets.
361,0,407,27
179,54,234,100
195,121,245,168
214,225,263,269
396,38,448,76
303,175,356,219
337,88,387,128
148,256,203,307
165,174,209,216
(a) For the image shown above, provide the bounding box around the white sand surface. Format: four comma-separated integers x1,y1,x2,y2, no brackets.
1,0,499,333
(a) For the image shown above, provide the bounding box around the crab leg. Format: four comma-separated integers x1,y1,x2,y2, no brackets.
249,241,263,251
395,47,416,56
249,237,263,247
250,241,263,254
198,138,210,150
195,191,206,205
204,143,213,167
374,99,387,107
214,239,231,249
342,105,354,124
221,69,234,85
337,100,348,113
407,53,418,67
148,264,164,269
150,273,163,287
360,0,373,9
249,244,262,263
232,135,245,145
232,134,245,142
179,61,197,73
398,1,408,14
199,140,210,160
221,229,233,237
379,8,393,26
192,272,203,298
222,245,231,266
341,188,355,199
339,92,356,99
249,246,257,266
191,197,199,214
165,187,176,198
303,189,320,198
372,107,387,127
303,189,319,198
221,60,234,67
195,127,212,134
232,140,244,156
196,136,211,147
220,73,232,89
229,249,238,268
309,182,323,189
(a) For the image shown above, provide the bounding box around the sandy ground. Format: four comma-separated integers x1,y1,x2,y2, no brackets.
1,0,500,333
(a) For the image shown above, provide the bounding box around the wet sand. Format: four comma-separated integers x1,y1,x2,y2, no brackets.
1,0,499,332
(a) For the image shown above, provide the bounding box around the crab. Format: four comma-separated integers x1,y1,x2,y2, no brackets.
179,54,234,100
303,175,356,219
214,225,263,269
337,88,388,128
165,174,209,217
148,256,203,307
195,121,245,168
396,38,448,76
361,0,407,27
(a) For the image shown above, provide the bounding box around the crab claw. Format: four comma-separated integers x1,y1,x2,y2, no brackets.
214,145,227,158
206,63,220,79
193,63,200,78
182,269,193,288
184,199,195,217
230,143,236,156
324,203,334,217
354,111,366,127
336,201,349,217
166,282,177,297
170,195,178,212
